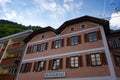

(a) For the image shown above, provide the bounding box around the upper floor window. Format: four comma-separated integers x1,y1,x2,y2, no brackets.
33,61,46,72
84,31,102,42
52,39,64,49
67,35,81,46
66,56,83,68
49,58,62,70
80,24,85,29
41,34,45,38
71,27,74,31
40,43,47,52
86,53,107,67
32,45,38,53
70,36,78,46
20,63,32,73
88,32,97,42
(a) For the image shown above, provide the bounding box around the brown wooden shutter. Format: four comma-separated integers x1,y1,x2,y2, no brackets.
67,38,70,46
78,35,81,44
24,63,27,72
26,47,29,54
61,39,64,47
43,61,46,70
48,60,52,70
30,46,33,53
27,46,32,54
33,62,38,71
51,41,55,49
100,53,108,65
45,43,48,50
96,31,102,40
84,34,88,42
86,54,91,66
37,44,41,52
113,55,118,66
20,64,24,73
66,57,70,68
28,63,32,72
79,56,83,67
60,58,63,69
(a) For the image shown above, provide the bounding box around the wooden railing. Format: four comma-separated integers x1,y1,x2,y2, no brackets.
7,42,23,50
0,49,4,54
0,74,15,80
1,57,20,65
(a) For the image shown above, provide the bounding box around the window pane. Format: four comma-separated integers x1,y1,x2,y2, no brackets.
75,64,78,67
96,54,100,57
70,37,78,45
55,40,62,48
40,43,46,51
92,61,96,66
88,32,97,42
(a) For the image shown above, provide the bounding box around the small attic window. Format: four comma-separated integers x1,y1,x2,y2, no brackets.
71,27,74,31
80,24,85,29
41,34,44,38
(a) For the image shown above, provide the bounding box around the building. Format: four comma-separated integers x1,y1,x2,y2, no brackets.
0,30,33,80
17,16,120,80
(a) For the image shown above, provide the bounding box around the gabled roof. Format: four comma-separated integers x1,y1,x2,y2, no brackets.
24,15,110,43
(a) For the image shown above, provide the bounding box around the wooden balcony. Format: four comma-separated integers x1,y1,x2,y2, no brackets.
7,42,24,50
0,74,15,80
1,57,20,65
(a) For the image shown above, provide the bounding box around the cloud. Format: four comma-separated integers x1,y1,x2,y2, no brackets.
110,12,120,29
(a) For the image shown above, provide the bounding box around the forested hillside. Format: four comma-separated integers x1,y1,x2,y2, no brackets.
0,19,41,38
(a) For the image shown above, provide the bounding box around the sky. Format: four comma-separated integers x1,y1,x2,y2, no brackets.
0,0,120,30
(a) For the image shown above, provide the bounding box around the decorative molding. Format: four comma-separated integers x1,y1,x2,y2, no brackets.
23,47,104,62
28,27,100,45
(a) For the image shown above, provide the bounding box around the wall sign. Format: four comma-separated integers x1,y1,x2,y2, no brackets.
44,72,66,78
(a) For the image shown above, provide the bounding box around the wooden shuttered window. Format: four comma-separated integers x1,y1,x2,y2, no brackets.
66,56,83,68
51,39,64,49
48,59,63,70
20,63,32,73
33,61,46,71
84,31,101,43
67,35,81,46
86,53,108,67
